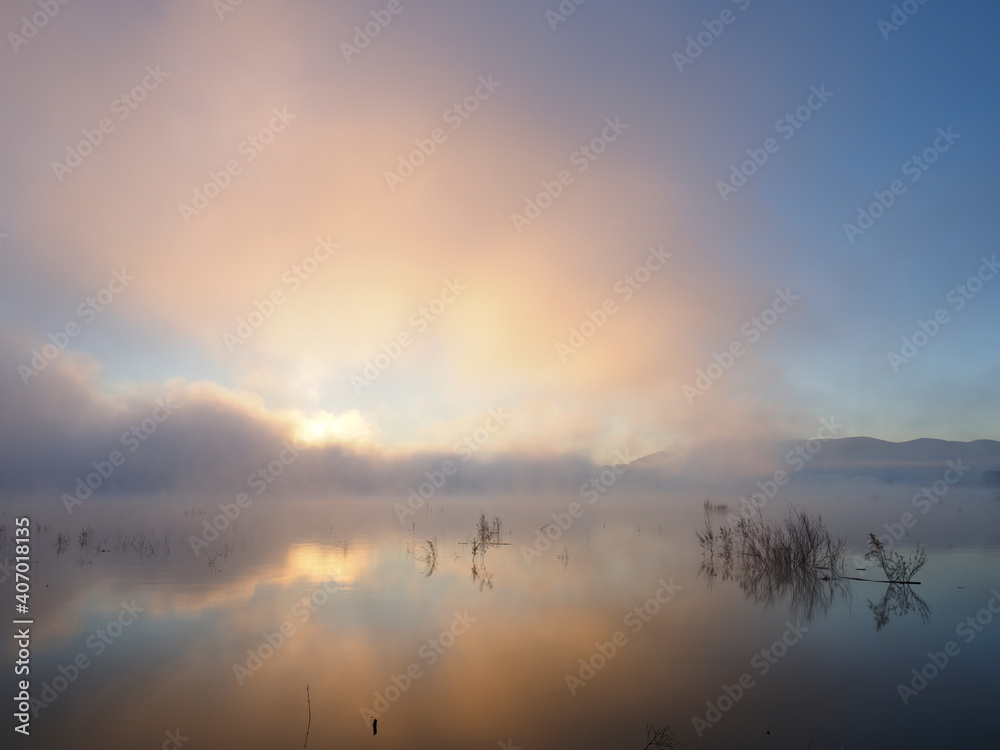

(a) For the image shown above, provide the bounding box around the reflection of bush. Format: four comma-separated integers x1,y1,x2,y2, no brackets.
869,583,931,632
641,723,683,749
419,539,437,577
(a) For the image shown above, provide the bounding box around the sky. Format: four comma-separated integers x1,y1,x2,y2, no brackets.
1,0,998,493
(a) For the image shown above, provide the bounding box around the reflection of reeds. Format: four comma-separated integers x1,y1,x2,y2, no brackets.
467,512,504,590
205,549,221,574
53,526,170,559
471,556,494,591
733,554,850,624
702,498,729,515
697,506,849,623
695,517,715,556
419,539,438,577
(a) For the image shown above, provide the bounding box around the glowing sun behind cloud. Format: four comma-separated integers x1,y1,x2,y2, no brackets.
292,409,378,448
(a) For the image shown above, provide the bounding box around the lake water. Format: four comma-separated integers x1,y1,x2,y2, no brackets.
5,481,1000,749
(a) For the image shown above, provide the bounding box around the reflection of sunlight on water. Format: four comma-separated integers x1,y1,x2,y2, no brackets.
282,542,371,590
125,542,373,623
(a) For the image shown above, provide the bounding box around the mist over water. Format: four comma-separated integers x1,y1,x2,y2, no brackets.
5,479,999,749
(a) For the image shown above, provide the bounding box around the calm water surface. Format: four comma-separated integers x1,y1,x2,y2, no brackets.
5,483,1000,749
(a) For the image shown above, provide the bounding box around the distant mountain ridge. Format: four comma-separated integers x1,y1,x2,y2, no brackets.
773,437,1000,482
621,437,1000,486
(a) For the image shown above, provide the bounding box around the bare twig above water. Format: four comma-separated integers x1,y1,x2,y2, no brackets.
863,534,926,584
303,684,311,748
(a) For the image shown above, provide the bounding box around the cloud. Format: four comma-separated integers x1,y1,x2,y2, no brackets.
0,328,608,498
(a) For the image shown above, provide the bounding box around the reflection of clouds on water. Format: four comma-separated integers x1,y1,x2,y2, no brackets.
16,492,999,748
